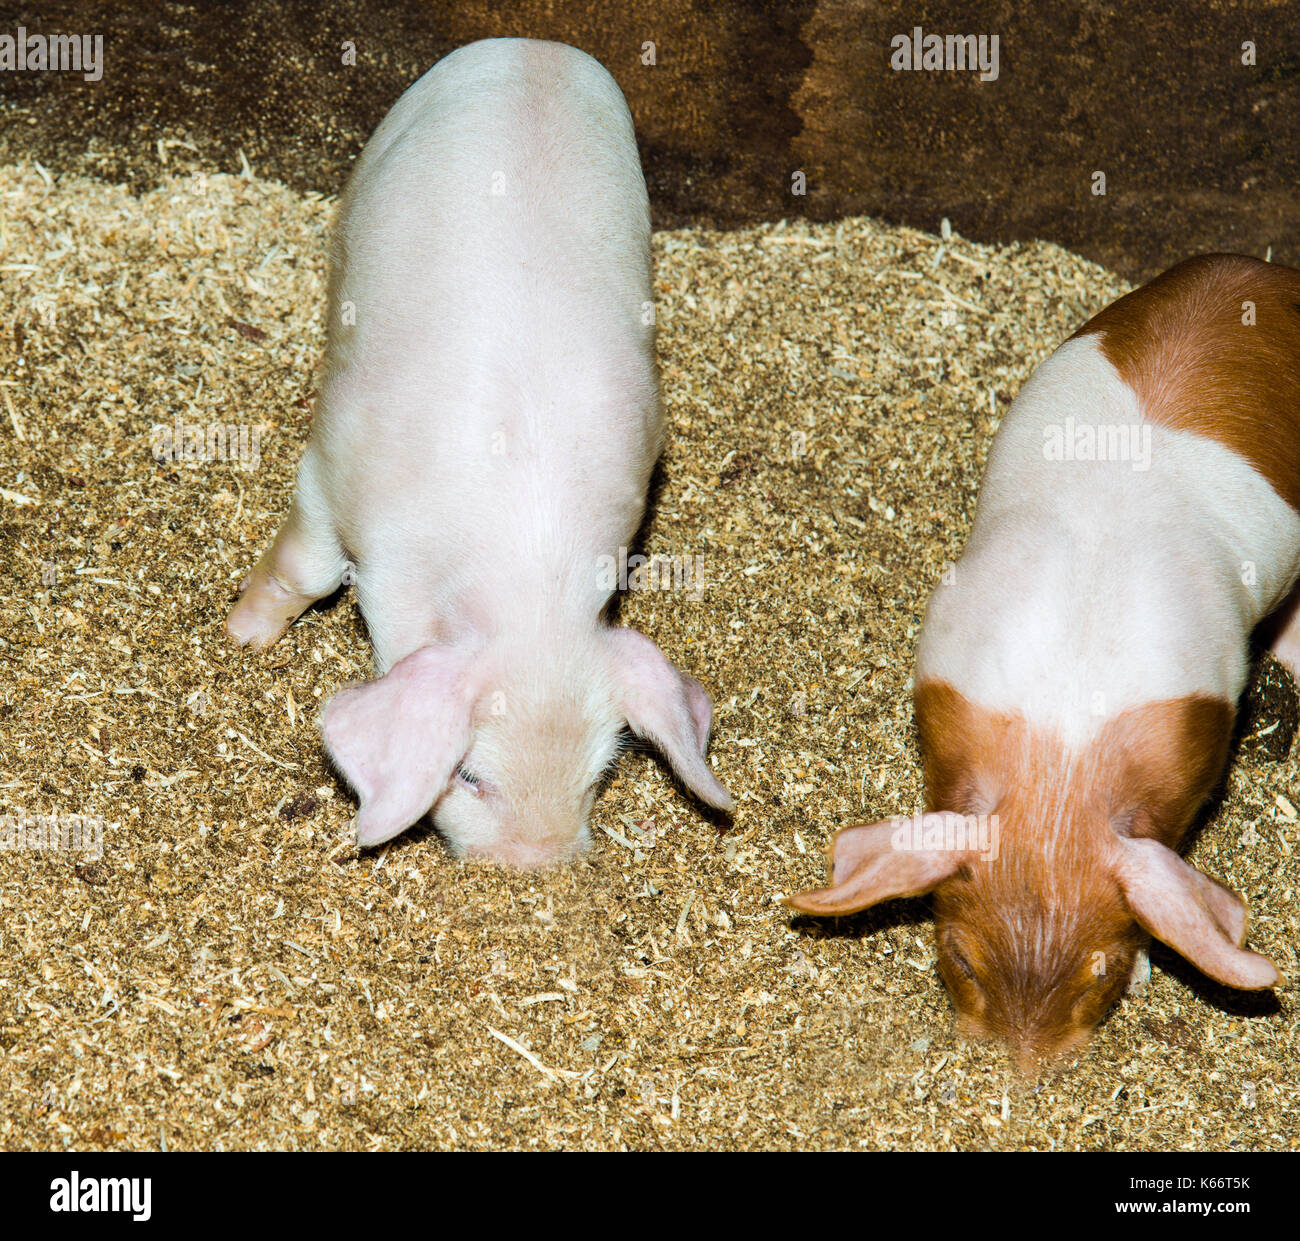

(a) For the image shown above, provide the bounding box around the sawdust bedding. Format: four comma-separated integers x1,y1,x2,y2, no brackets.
0,161,1295,1151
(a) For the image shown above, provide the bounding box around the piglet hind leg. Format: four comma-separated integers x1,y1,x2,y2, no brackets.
226,458,348,649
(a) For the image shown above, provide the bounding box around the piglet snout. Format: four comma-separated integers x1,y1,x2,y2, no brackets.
463,836,578,871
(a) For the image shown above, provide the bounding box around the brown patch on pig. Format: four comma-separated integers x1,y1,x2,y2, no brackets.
915,680,1233,1069
1071,252,1300,512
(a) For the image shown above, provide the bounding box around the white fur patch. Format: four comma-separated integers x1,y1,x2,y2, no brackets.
917,334,1300,742
317,38,659,672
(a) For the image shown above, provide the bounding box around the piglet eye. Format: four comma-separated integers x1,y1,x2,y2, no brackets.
949,946,976,981
456,764,482,792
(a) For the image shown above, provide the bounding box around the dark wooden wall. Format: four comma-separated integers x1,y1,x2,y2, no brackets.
0,1,1295,279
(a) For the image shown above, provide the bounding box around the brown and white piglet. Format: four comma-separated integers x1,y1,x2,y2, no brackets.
789,254,1295,1067
225,39,731,867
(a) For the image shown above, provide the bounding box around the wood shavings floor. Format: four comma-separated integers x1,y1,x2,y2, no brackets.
0,165,1295,1150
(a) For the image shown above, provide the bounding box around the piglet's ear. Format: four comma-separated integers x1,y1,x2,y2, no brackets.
321,644,480,848
1115,837,1281,990
606,627,732,812
785,815,973,916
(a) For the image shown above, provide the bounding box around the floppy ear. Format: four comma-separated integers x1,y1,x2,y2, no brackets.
785,814,973,915
605,627,732,811
321,644,480,848
1114,837,1281,990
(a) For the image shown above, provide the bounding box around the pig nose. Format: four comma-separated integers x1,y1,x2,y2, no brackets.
481,838,571,870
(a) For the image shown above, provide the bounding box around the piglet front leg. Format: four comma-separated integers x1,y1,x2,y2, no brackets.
226,453,348,649
1126,941,1151,995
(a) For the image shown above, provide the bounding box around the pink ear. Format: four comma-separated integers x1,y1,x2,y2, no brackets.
1115,838,1281,990
321,644,480,848
606,628,732,811
785,815,974,916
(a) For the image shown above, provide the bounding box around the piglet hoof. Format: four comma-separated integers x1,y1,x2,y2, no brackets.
1126,946,1151,996
225,564,318,650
